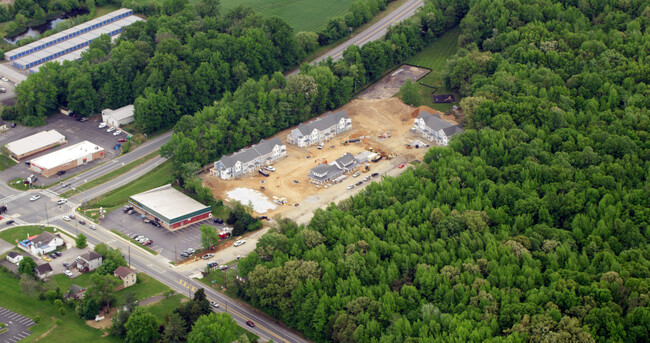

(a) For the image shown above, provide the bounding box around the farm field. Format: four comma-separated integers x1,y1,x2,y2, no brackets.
217,0,354,32
406,26,461,112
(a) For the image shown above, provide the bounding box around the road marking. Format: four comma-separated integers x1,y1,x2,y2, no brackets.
332,0,423,59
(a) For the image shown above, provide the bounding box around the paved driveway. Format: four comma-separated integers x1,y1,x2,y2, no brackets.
0,307,35,343
102,209,225,261
0,113,124,187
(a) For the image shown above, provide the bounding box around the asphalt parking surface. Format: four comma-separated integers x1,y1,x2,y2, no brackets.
0,307,35,343
101,209,226,261
0,78,16,105
0,113,125,187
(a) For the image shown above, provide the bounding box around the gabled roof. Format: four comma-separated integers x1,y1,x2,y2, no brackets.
30,231,58,246
292,110,349,137
69,284,85,294
35,263,52,274
310,164,333,175
417,111,464,137
80,251,102,261
216,137,285,170
103,104,134,121
334,153,356,168
114,266,135,279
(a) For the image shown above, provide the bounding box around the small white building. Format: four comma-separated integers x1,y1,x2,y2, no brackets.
102,104,134,127
6,251,23,264
30,231,64,255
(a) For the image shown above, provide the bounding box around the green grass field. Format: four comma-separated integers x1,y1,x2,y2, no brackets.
0,269,120,343
86,161,172,209
0,152,17,171
218,0,354,32
0,226,64,245
405,26,461,112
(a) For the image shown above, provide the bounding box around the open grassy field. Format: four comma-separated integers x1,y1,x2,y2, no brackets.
86,161,172,209
0,226,64,244
0,269,120,343
218,0,354,32
405,26,461,112
0,151,17,171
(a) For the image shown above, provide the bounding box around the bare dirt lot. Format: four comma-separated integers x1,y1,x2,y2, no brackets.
358,64,430,100
202,98,460,224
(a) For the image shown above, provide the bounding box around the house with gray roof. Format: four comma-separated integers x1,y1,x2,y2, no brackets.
210,137,287,180
412,111,464,146
308,153,359,184
34,263,53,280
29,231,64,256
287,110,352,147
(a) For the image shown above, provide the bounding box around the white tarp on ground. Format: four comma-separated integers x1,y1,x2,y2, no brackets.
226,188,277,214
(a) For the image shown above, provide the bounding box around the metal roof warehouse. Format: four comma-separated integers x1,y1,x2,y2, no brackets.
129,184,212,230
30,141,104,176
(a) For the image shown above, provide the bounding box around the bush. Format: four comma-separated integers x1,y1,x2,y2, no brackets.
55,319,62,326
34,316,40,323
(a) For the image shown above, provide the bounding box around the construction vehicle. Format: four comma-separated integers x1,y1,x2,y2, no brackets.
362,164,370,172
372,154,383,162
259,169,270,177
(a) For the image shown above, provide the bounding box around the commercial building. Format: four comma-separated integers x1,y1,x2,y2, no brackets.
5,8,133,61
412,110,464,146
102,104,134,127
4,130,66,160
211,137,287,180
129,184,212,230
287,110,352,147
30,141,104,177
29,231,64,255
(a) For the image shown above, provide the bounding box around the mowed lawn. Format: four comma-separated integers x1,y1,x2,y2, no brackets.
87,161,172,209
0,226,63,245
0,269,121,343
218,0,354,32
406,26,461,112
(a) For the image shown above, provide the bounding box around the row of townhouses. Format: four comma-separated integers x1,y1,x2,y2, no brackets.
308,153,359,184
211,137,287,180
287,111,352,147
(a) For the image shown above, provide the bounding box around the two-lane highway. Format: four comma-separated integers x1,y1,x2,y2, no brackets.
288,0,424,76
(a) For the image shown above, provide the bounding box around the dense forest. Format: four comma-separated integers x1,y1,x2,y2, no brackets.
234,0,650,342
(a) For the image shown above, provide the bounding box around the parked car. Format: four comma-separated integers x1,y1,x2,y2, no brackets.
127,209,135,215
63,262,69,268
371,172,379,177
258,216,268,221
57,170,66,176
210,301,220,308
151,221,161,227
80,117,89,122
398,164,405,168
356,181,363,186
107,127,116,133
57,199,67,205
132,234,140,239
1,76,8,81
207,262,218,268
24,161,30,165
29,195,41,201
98,122,107,129
318,143,324,149
118,138,127,142
353,172,361,178
363,176,371,182
123,205,133,212
347,184,355,190
180,252,189,258
43,256,51,261
64,270,73,277
213,218,224,224
202,253,214,260
187,248,195,253
265,166,276,172
49,253,57,259
233,240,246,247
143,240,153,246
246,321,255,327
143,218,151,224
0,88,6,93
113,130,122,136
218,265,228,270
54,251,62,257
11,123,17,128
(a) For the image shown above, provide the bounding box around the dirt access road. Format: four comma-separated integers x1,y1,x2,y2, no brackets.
202,98,463,225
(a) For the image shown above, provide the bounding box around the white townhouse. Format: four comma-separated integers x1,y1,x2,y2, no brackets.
308,153,358,184
287,110,352,147
412,110,464,146
210,137,287,180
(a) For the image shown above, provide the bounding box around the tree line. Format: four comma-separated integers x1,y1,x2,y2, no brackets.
234,0,650,341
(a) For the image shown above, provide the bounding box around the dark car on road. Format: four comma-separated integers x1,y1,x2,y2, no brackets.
246,321,255,327
371,172,379,177
78,220,86,225
6,220,14,225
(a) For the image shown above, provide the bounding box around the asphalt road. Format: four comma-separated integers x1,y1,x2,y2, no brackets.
288,0,424,76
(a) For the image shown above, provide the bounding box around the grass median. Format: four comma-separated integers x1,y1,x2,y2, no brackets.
59,151,159,198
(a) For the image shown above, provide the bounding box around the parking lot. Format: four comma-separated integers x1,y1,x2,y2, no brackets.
44,246,88,277
102,209,226,261
0,113,126,187
0,77,17,105
0,307,35,343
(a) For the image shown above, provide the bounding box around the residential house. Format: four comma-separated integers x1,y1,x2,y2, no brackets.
6,251,23,264
29,231,64,256
210,137,287,180
308,153,359,184
34,263,53,280
66,284,86,300
287,111,352,147
76,251,103,272
114,266,136,289
412,110,464,146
